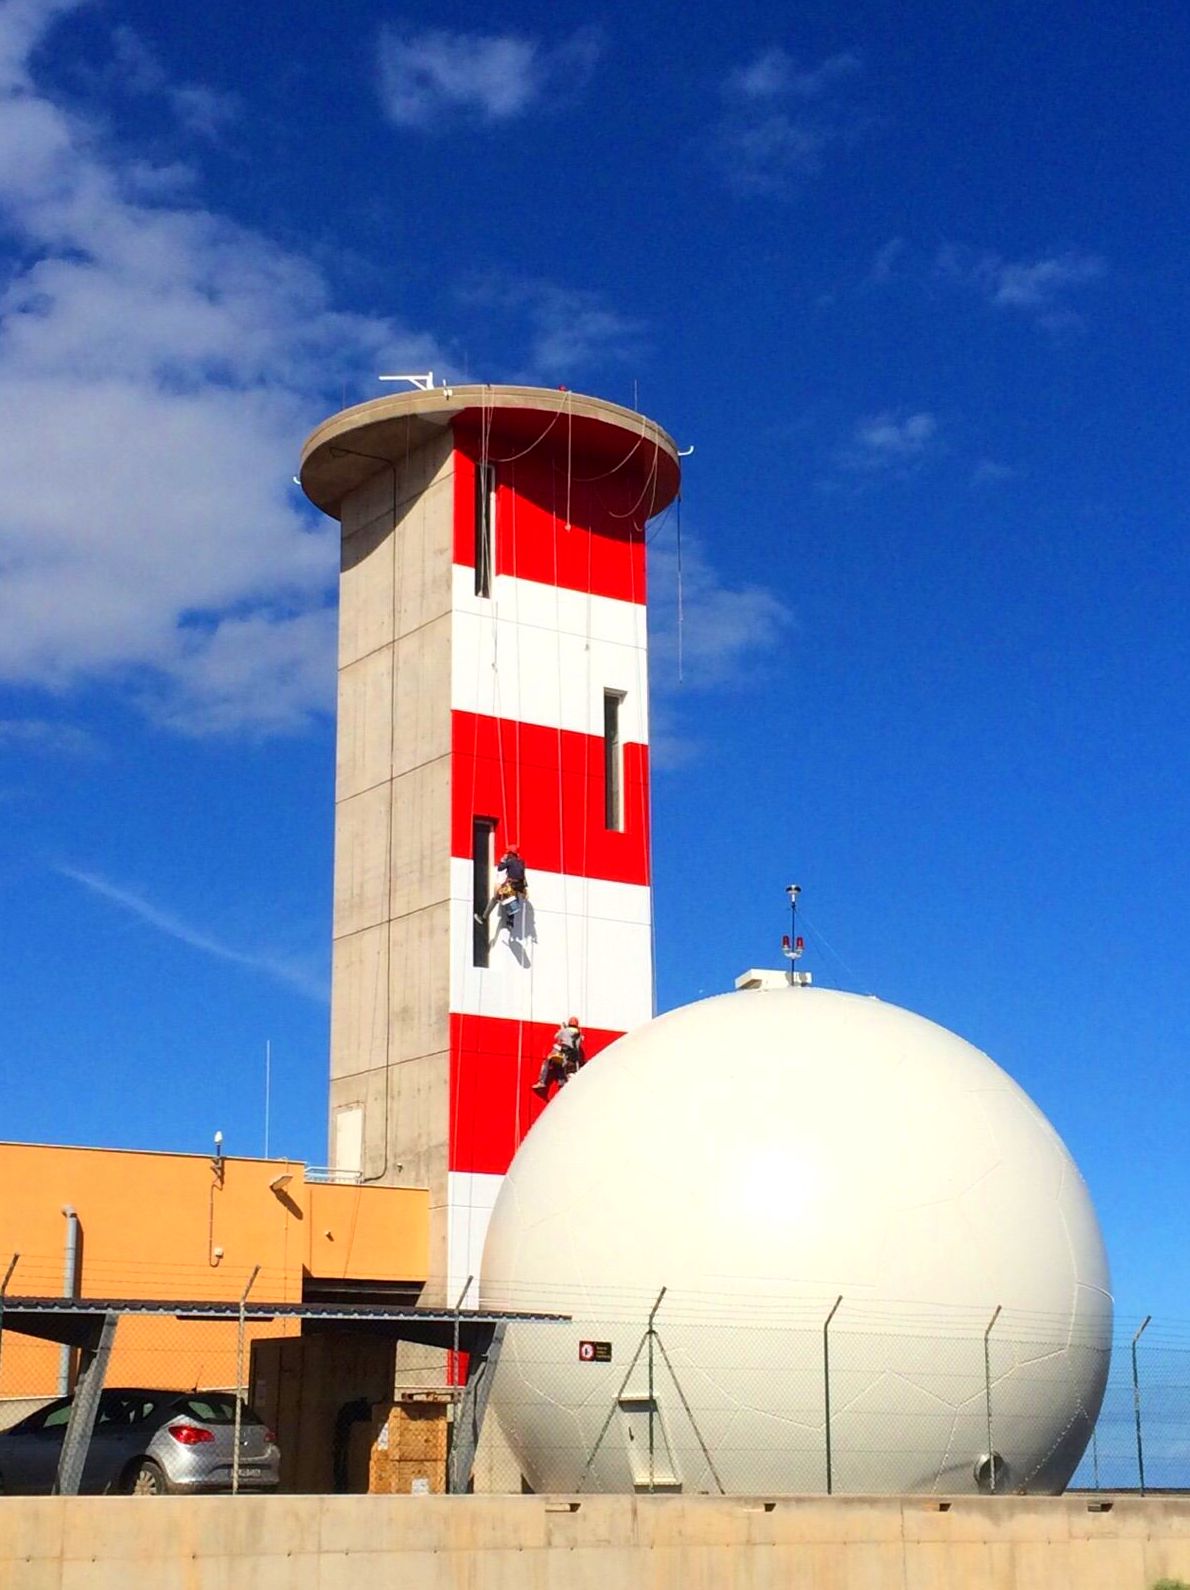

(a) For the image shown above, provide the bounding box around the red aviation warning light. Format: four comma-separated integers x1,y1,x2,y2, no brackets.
782,886,811,983
782,886,805,964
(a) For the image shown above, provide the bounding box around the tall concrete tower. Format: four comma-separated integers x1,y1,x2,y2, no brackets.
300,386,681,1302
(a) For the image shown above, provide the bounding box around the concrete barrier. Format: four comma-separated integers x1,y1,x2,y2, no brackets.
3,1493,1190,1588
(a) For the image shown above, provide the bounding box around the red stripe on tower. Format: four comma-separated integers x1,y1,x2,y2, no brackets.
451,712,650,887
453,437,648,606
301,384,679,1314
449,1014,625,1175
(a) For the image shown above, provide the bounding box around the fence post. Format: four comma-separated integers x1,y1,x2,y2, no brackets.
453,1274,474,1387
232,1264,261,1496
822,1295,842,1495
0,1253,18,1396
983,1304,1002,1492
646,1287,666,1493
1132,1315,1152,1496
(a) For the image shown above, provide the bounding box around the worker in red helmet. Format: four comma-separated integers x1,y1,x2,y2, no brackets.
532,1017,584,1100
475,844,528,934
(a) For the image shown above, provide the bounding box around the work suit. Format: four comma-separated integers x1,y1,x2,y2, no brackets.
478,852,527,928
535,1025,585,1097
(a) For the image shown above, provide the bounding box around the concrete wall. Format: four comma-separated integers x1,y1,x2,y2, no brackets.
329,431,455,1277
5,1494,1190,1589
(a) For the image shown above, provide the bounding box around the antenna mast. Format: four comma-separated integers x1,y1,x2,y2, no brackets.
781,884,812,986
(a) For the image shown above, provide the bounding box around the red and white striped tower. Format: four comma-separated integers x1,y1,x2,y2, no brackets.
301,386,681,1302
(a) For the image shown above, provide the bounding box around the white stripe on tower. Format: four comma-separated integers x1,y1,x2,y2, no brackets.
452,566,650,741
446,548,653,1303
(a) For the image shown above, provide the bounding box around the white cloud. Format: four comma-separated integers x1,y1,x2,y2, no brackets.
0,0,439,734
56,863,328,1000
726,47,861,102
868,236,907,285
144,608,339,736
459,274,644,381
647,532,792,766
109,25,237,138
377,22,601,128
716,46,864,193
983,253,1105,309
937,246,1106,327
838,410,938,472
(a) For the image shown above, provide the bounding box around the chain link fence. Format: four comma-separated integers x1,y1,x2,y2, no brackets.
470,1296,1190,1498
472,1313,1103,1495
2,1289,1188,1496
0,1310,291,1433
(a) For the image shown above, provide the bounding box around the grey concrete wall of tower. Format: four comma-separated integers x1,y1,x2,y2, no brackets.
327,427,455,1298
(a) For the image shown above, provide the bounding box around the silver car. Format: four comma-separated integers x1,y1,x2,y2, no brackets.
0,1388,280,1495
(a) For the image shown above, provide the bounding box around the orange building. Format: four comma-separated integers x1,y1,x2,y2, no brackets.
0,1142,428,1414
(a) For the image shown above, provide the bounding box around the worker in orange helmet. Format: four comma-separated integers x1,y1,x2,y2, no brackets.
532,1017,584,1100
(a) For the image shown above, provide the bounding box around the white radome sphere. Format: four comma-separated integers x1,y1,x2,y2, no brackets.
480,986,1111,1496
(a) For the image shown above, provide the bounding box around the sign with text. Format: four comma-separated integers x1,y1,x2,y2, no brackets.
578,1339,612,1362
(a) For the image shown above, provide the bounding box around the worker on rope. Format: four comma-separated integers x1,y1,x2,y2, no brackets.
532,1017,584,1099
475,845,528,934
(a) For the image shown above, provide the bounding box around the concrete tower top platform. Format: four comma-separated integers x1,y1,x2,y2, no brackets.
299,384,681,520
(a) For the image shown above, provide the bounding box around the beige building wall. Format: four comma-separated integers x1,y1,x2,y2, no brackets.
328,431,455,1292
7,1494,1190,1589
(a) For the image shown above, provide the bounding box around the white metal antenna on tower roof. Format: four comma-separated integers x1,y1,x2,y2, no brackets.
378,372,435,391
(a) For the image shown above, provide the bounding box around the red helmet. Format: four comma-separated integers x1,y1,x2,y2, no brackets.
568,1016,580,1028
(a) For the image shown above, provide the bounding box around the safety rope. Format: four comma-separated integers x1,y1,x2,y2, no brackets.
453,391,666,1229
557,393,575,1018
604,420,662,521
484,407,564,464
455,387,498,1296
571,419,649,483
628,450,654,1015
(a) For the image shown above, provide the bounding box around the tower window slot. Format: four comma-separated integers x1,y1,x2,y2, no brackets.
472,817,496,967
474,462,495,597
604,690,625,831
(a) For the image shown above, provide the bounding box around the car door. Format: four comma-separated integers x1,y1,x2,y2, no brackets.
0,1399,74,1494
80,1394,159,1493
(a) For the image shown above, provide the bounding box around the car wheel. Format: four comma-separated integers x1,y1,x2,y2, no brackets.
128,1460,171,1496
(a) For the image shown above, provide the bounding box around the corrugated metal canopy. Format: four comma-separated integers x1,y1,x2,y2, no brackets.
0,1296,567,1351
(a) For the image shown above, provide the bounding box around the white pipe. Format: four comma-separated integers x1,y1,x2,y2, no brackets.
59,1205,80,1395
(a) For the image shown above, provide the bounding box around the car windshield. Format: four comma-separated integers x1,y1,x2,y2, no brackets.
170,1395,260,1425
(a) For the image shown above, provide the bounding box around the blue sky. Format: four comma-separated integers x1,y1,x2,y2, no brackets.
1,0,1189,1335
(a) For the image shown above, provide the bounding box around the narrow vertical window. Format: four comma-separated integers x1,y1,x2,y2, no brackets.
474,462,495,597
604,690,625,831
472,817,496,967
